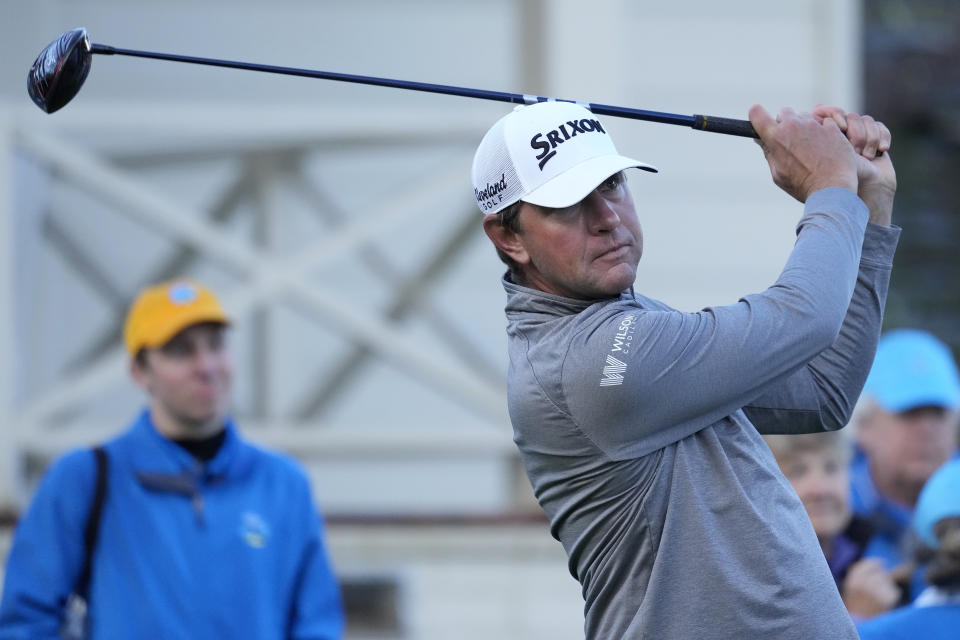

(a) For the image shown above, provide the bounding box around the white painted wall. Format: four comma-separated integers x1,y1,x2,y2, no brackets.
544,0,861,311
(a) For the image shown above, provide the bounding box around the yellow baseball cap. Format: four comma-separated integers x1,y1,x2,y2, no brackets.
123,279,229,356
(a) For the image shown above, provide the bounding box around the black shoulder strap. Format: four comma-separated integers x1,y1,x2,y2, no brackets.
74,446,108,599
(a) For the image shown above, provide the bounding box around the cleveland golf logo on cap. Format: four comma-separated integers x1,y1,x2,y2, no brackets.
530,116,608,170
475,173,509,210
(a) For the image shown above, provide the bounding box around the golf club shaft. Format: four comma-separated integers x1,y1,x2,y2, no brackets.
90,43,757,139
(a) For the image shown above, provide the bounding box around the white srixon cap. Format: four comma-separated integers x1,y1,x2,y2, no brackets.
472,101,657,215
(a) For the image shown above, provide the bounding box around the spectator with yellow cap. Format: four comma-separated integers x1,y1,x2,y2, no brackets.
0,279,344,639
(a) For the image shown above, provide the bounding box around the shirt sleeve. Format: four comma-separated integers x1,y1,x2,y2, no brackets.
744,220,900,433
0,450,97,639
560,188,873,459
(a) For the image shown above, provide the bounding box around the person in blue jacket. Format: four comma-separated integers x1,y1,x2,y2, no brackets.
850,328,960,599
0,279,344,639
857,458,960,639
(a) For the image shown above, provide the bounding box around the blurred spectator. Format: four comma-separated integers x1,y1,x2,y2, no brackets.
857,458,960,639
766,432,900,620
851,328,960,578
0,279,343,639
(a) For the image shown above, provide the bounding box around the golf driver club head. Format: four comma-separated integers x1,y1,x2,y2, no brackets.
28,27,93,113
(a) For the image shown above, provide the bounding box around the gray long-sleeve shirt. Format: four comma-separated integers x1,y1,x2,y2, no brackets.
501,188,900,639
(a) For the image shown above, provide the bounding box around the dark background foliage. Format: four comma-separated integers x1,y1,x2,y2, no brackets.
864,0,960,352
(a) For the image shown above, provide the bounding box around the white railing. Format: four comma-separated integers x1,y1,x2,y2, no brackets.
0,104,518,512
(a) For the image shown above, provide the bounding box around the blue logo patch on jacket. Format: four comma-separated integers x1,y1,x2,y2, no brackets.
239,511,271,549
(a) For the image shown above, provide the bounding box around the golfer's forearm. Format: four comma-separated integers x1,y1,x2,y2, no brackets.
745,222,899,433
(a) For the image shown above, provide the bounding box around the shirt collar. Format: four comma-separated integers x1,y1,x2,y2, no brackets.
129,408,244,477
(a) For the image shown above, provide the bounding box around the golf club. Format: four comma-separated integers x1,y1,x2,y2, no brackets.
28,27,758,140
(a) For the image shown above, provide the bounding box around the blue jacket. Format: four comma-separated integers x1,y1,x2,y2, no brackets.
849,450,913,569
0,411,344,639
849,450,958,602
857,602,960,640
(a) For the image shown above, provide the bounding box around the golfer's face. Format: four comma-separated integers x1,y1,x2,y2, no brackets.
516,173,643,300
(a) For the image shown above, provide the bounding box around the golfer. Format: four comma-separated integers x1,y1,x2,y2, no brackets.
474,100,899,639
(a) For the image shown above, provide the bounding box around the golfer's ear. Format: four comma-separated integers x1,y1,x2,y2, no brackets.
483,213,529,265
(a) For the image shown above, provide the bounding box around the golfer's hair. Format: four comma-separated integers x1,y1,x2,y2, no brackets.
763,430,853,466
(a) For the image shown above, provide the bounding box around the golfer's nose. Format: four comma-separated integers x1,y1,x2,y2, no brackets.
585,194,621,233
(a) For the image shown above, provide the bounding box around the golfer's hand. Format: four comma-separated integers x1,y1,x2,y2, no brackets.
749,105,859,203
813,105,896,226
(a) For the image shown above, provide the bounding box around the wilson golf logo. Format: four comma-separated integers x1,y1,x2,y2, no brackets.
610,314,636,354
475,173,509,211
600,314,636,387
600,355,628,387
531,118,607,170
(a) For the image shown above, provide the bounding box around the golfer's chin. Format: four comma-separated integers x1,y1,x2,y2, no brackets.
591,264,637,298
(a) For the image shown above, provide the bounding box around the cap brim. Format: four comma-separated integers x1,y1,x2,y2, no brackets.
876,391,959,414
144,314,230,351
522,155,657,209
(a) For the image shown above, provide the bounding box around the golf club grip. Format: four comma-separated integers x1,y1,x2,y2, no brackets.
693,115,758,139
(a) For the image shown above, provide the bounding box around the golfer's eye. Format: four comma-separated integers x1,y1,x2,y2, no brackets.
599,173,624,193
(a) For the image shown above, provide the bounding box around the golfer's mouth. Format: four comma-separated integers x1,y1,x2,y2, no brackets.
595,242,632,261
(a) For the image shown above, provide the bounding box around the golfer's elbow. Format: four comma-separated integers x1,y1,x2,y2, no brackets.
801,309,844,362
